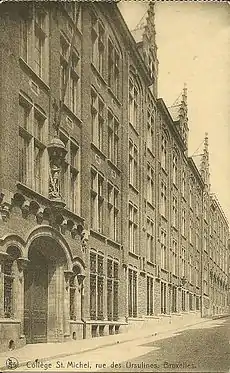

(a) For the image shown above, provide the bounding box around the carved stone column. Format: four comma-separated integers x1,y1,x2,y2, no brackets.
0,252,9,318
63,270,73,339
17,258,30,338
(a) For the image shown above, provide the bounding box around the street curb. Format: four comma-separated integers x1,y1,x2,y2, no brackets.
0,315,228,371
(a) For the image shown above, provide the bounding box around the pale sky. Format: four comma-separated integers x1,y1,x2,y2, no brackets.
119,1,230,223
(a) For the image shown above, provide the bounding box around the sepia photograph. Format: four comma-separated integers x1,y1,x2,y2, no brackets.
0,0,229,372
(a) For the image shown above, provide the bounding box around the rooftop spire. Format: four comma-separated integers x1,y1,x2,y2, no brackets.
200,132,210,190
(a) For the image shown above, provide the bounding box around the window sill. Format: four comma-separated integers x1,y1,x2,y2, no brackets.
171,225,178,232
146,260,156,268
19,57,50,92
129,183,139,194
160,214,168,223
147,201,155,210
147,147,155,159
129,122,139,137
161,268,168,274
0,318,21,324
108,87,121,107
91,63,107,86
17,182,49,204
90,229,107,242
161,167,168,176
107,159,121,175
128,251,139,260
91,143,107,160
62,103,82,125
107,237,121,248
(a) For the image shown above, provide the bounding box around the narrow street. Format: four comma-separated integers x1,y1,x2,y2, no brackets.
20,317,230,373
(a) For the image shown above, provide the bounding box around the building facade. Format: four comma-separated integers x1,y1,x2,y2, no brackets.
0,1,229,352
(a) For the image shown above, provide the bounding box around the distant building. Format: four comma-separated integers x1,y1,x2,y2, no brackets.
0,1,228,352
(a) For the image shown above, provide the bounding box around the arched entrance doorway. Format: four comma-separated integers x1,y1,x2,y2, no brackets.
24,235,71,344
24,249,48,343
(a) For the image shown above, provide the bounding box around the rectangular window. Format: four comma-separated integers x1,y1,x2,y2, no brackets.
128,268,137,317
160,230,167,270
171,286,177,313
182,170,186,198
160,182,167,217
129,78,138,129
147,106,155,153
182,209,186,237
18,95,47,194
172,196,178,228
60,35,80,115
161,135,167,170
147,276,154,316
90,252,104,320
107,259,119,321
189,219,193,244
20,5,49,81
147,164,154,206
160,282,167,314
182,290,186,311
91,89,104,151
91,14,105,75
59,132,80,214
128,203,138,254
108,111,119,165
203,267,208,295
91,169,104,233
146,218,154,263
172,153,178,185
171,240,177,275
108,183,119,242
129,140,138,188
188,255,192,284
108,40,120,97
181,247,186,278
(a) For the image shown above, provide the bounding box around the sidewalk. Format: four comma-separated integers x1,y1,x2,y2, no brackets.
0,314,228,371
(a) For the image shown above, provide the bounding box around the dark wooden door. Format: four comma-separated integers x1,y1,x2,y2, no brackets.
24,251,48,343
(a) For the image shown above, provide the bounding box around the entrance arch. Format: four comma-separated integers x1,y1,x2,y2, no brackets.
24,235,71,344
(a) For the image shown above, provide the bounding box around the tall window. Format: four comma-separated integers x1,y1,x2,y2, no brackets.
129,140,138,188
90,252,104,320
128,268,137,317
195,229,200,252
181,247,186,277
147,164,154,206
182,209,186,236
172,153,178,185
108,183,119,242
129,78,139,129
160,230,167,270
171,240,177,275
18,94,47,195
20,5,49,81
182,170,186,198
204,230,208,252
172,196,178,228
147,105,155,153
146,218,154,263
147,276,154,315
160,182,167,217
203,267,208,295
182,290,186,311
108,111,119,165
59,132,80,214
91,14,105,75
91,89,105,151
188,255,192,283
60,35,80,115
189,184,193,209
161,282,167,314
128,203,138,254
107,259,119,321
91,169,104,232
171,286,177,313
108,40,120,97
161,134,167,170
189,219,193,244
195,261,199,287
